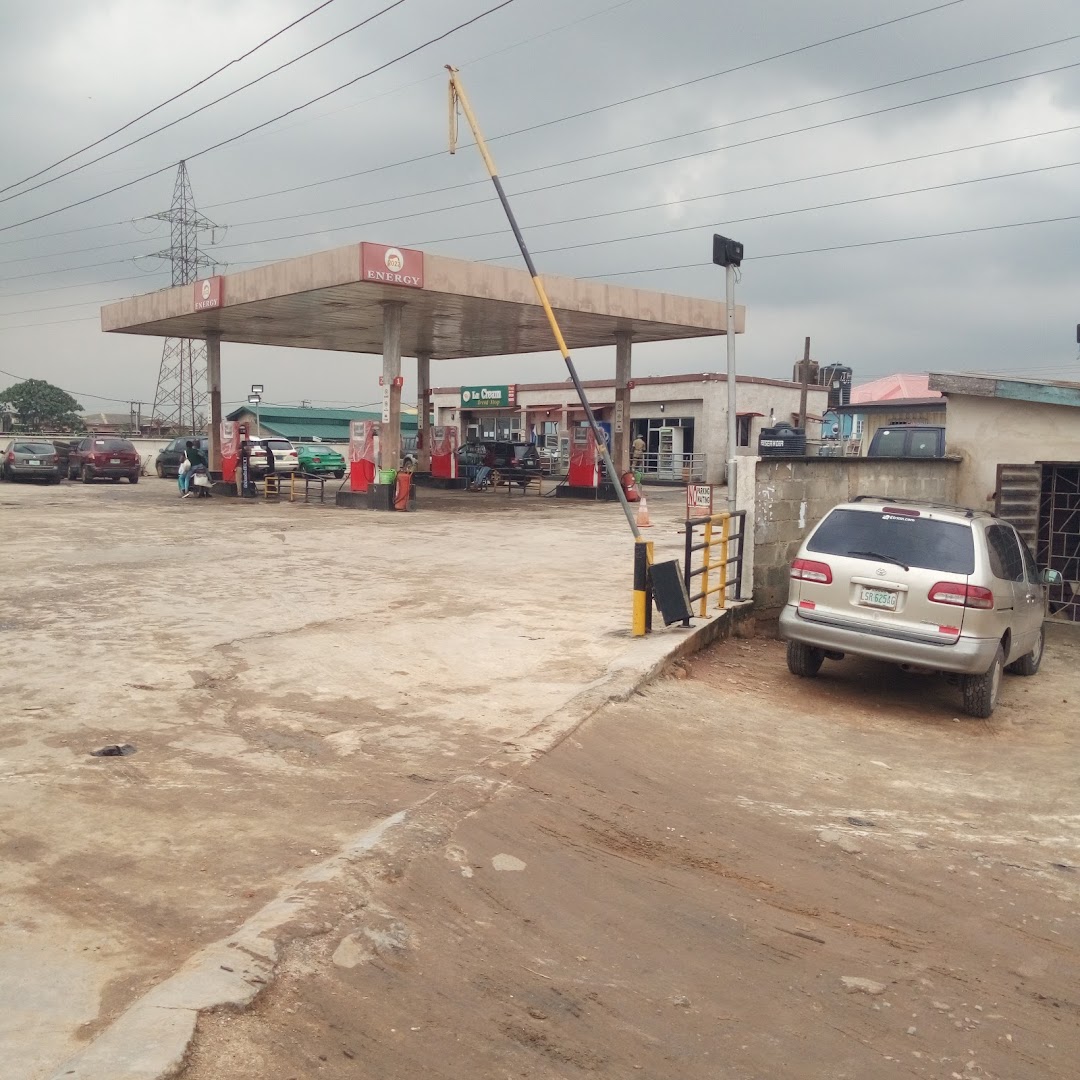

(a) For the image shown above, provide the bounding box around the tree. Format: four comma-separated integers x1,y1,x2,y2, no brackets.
0,379,83,431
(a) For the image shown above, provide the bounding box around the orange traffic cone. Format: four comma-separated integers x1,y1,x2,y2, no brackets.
636,496,652,528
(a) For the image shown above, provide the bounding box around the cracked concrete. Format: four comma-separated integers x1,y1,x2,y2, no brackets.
1,478,728,1079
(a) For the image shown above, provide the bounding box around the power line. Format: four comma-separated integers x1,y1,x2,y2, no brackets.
462,158,1080,264
0,0,410,207
0,0,518,236
204,43,1080,242
204,0,973,212
0,0,345,197
578,212,1080,278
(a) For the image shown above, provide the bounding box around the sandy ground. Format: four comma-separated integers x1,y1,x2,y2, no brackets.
0,476,698,1080
180,627,1080,1080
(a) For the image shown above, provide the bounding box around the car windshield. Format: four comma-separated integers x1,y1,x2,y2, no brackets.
808,508,975,575
15,442,54,454
264,440,292,451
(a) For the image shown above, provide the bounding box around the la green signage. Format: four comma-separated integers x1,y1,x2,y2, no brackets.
460,385,515,409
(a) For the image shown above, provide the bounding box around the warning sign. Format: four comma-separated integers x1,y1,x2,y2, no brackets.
686,484,713,516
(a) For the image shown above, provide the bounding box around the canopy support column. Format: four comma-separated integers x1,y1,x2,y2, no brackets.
417,350,431,472
380,302,403,472
613,330,633,475
206,332,222,473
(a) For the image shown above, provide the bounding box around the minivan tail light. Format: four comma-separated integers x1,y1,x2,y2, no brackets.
928,582,994,609
791,558,833,584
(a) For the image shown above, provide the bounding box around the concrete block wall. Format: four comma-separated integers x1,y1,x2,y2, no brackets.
752,457,960,612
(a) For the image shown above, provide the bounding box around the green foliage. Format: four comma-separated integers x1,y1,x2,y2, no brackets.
0,379,84,431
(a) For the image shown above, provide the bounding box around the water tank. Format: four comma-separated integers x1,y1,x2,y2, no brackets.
758,423,807,457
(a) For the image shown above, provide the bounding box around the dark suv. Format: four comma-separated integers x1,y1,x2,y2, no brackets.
155,436,207,478
68,437,141,483
867,425,945,458
459,441,541,482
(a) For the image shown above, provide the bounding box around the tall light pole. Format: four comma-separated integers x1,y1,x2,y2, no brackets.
713,234,743,510
249,383,263,436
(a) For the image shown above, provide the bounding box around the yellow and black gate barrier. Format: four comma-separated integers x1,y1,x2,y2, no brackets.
683,511,747,622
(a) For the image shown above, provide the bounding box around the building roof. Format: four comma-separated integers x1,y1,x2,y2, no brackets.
928,371,1080,408
226,404,418,441
850,372,940,404
432,371,825,395
100,244,744,360
835,396,946,415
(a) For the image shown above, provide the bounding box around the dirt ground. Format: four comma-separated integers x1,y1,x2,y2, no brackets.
179,626,1080,1080
0,476,695,1080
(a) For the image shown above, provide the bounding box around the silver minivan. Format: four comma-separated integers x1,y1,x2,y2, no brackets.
779,497,1061,717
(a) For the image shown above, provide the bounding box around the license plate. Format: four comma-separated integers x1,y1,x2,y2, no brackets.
110,458,121,464
860,586,898,610
28,459,40,466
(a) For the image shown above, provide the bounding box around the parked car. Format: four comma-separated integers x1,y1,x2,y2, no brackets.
867,424,945,458
155,436,207,478
458,441,542,485
780,496,1061,717
246,436,299,478
68,436,141,483
1,439,62,483
296,443,345,478
401,434,418,470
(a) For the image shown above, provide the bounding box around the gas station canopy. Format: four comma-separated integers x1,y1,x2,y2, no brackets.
100,243,743,358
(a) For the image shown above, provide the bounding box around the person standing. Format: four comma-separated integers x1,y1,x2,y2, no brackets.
264,440,276,477
631,433,646,472
178,440,193,497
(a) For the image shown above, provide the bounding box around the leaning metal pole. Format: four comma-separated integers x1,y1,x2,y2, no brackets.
446,66,641,541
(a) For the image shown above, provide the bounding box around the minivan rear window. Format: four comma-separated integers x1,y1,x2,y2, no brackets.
808,508,975,575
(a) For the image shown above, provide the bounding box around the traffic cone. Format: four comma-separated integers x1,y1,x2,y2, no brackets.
637,495,652,528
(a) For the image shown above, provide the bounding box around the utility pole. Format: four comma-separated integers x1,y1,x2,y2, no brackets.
712,234,743,509
147,161,221,435
798,336,811,429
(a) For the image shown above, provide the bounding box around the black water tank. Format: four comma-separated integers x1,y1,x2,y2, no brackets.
758,423,807,457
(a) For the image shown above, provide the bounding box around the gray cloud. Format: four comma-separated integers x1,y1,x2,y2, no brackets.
3,0,1080,413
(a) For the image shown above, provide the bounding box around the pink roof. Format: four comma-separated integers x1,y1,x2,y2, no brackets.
850,373,940,404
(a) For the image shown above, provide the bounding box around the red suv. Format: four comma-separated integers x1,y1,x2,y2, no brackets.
68,437,141,484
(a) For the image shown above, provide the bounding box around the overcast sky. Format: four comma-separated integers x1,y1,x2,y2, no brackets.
2,0,1079,414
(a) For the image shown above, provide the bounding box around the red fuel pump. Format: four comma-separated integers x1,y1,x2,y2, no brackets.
430,425,459,480
220,420,239,484
349,420,377,492
567,426,599,489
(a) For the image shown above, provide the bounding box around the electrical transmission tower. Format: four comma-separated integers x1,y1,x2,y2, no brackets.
148,161,221,434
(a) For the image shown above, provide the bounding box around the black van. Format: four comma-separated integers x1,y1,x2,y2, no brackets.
867,424,945,458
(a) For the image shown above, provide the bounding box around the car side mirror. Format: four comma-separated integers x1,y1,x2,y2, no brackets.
1040,569,1063,585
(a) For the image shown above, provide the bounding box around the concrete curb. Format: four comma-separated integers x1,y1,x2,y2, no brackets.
47,607,743,1080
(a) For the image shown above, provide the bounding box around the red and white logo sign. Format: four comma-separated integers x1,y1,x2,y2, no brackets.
194,276,224,311
361,243,424,289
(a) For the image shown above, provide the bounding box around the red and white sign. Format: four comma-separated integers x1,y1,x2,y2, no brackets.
194,276,224,311
360,243,424,289
686,484,714,515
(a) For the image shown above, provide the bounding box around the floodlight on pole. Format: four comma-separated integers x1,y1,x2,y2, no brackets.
248,391,262,436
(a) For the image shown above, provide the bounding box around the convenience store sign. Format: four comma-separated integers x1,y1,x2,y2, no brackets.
460,385,515,409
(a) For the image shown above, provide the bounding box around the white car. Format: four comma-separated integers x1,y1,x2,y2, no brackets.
247,437,299,477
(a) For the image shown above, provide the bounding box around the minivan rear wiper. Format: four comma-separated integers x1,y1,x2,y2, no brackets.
848,550,910,572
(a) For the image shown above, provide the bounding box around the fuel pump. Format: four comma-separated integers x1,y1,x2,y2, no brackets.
567,426,599,489
430,425,459,480
349,420,377,493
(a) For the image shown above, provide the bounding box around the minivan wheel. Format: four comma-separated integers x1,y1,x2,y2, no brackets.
960,645,1004,718
786,640,825,678
81,466,93,484
1006,626,1044,676
156,462,164,478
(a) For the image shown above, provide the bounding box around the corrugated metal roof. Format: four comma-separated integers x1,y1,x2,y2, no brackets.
225,405,417,441
850,373,940,403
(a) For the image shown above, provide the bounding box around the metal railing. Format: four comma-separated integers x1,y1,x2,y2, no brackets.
683,510,746,620
632,451,707,482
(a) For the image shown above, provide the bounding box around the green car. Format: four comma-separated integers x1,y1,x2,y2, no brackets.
296,443,346,478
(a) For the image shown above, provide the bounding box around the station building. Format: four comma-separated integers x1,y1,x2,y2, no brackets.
431,372,828,485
